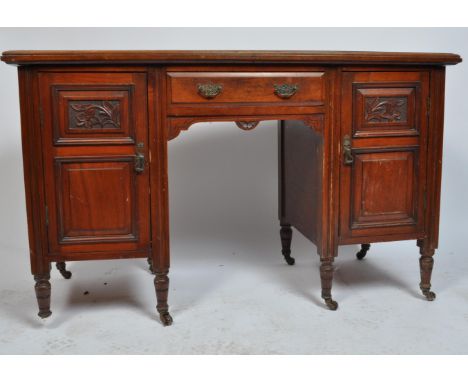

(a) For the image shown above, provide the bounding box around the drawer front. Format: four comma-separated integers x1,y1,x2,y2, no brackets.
167,71,325,115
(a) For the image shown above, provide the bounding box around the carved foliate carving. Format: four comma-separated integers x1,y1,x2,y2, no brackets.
69,100,120,129
235,121,259,131
365,97,407,123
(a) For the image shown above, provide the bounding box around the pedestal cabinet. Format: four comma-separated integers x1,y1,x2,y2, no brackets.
1,50,461,325
340,71,429,241
38,72,151,257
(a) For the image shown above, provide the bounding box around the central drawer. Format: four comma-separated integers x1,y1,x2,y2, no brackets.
166,71,325,116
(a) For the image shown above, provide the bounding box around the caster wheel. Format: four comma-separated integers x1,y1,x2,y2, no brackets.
422,290,436,301
284,255,295,266
356,250,367,260
159,312,173,326
356,244,370,260
38,310,52,319
147,257,155,274
56,262,72,279
324,298,338,311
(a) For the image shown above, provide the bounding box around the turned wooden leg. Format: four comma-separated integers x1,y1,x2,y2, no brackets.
55,262,72,279
147,256,155,274
320,259,338,310
356,244,371,260
154,270,173,326
34,273,52,318
280,224,295,265
417,240,436,301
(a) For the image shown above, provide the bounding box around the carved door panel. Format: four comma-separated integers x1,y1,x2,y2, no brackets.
38,72,150,256
340,71,429,242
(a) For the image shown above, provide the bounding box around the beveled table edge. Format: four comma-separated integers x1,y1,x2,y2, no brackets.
1,50,462,66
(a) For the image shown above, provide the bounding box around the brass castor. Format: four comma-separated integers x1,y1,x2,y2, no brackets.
38,310,52,319
356,244,370,260
56,262,72,279
280,225,295,266
324,297,339,311
284,255,295,266
147,257,155,274
422,289,436,301
159,312,173,326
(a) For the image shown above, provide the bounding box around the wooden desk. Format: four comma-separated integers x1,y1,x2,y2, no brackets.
1,50,462,326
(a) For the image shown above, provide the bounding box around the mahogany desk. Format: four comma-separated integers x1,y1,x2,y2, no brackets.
1,50,462,326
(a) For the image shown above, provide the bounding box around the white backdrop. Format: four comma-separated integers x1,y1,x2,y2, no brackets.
0,28,467,354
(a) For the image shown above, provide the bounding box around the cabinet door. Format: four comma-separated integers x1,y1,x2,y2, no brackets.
39,72,150,256
340,71,429,242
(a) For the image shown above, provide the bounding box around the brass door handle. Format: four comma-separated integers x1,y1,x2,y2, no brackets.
134,142,145,174
343,135,354,165
197,83,223,99
274,83,299,99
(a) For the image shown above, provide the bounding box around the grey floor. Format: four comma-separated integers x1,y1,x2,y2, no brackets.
1,225,468,354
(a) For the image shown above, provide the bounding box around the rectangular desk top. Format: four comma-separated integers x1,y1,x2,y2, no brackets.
1,50,462,66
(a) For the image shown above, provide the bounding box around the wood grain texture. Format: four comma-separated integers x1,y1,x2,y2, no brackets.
3,50,460,321
168,71,324,103
339,71,429,242
1,50,462,65
279,118,323,247
424,68,446,250
38,71,151,257
18,67,50,276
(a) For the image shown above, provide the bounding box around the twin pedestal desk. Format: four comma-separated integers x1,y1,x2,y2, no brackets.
1,50,462,325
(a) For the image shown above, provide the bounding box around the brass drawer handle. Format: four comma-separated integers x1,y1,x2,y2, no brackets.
134,142,145,174
197,83,223,99
343,135,354,165
274,83,299,99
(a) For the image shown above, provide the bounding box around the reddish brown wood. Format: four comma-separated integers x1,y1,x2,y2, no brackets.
18,68,50,277
351,150,418,228
279,118,323,248
1,50,461,65
2,50,460,323
154,270,172,326
149,67,173,322
167,113,325,140
339,71,429,242
34,272,52,318
320,259,338,310
417,239,436,300
38,72,151,257
425,68,446,250
168,71,324,103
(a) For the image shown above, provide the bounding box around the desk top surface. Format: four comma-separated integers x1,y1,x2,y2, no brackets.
1,50,462,66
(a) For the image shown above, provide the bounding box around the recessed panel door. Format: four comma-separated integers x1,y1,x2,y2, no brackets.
39,72,150,256
340,71,429,242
